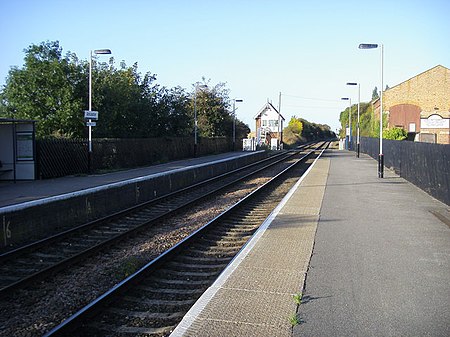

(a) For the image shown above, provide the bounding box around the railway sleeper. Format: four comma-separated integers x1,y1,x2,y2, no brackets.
196,236,249,247
157,268,219,278
122,296,196,308
81,321,173,337
204,231,254,241
177,254,232,264
167,261,228,271
134,286,205,296
149,276,210,288
187,245,240,255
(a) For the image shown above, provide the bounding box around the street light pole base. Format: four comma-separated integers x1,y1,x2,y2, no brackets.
378,153,384,178
357,144,360,158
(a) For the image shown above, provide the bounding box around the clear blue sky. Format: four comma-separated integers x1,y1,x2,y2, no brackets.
1,0,449,133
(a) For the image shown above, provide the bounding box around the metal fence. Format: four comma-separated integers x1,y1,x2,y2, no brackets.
36,137,234,179
354,137,450,205
36,138,88,179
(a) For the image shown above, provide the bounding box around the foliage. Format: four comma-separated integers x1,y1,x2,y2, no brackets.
0,41,249,140
283,116,334,147
293,292,303,305
339,102,388,139
372,86,379,100
288,116,303,134
189,79,250,140
383,127,407,140
283,116,303,146
0,41,86,138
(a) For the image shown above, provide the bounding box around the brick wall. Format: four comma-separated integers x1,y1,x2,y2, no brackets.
383,65,450,116
377,65,450,144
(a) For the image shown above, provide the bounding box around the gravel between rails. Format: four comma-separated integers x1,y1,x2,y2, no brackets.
0,175,272,337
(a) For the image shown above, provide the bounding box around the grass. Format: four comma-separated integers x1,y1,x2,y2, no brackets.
289,313,302,327
289,292,304,327
293,292,303,305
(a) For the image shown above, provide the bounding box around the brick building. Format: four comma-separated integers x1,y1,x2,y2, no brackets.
374,65,450,144
254,102,285,149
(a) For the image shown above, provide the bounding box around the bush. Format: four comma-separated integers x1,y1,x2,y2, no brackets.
383,127,407,140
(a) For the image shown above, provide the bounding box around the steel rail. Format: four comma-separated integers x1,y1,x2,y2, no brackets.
0,146,316,296
43,142,328,337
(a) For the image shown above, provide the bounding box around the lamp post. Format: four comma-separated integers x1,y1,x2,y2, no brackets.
232,98,243,151
359,43,384,178
88,49,111,172
193,83,208,157
341,97,351,150
347,82,360,157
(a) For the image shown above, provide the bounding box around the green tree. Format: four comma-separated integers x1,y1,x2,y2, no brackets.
372,86,379,100
1,41,241,141
288,116,303,135
190,80,233,138
1,41,86,138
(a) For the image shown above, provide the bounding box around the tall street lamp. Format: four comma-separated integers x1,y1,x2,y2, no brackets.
193,83,208,157
347,82,361,158
232,98,243,151
88,49,111,172
359,43,384,178
341,97,351,150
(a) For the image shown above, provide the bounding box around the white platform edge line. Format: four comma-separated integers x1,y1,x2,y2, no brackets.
0,151,263,214
170,148,326,337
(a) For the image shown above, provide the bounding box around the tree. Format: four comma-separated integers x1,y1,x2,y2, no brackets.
0,41,242,141
372,86,379,100
1,41,86,138
190,80,233,138
288,116,303,135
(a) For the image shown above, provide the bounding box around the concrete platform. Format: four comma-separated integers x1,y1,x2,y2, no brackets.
171,150,450,337
0,151,267,250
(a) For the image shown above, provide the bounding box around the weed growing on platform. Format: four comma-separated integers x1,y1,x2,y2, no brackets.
293,292,303,305
289,313,302,326
289,292,304,326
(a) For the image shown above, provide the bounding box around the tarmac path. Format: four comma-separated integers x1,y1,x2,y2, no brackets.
294,151,450,337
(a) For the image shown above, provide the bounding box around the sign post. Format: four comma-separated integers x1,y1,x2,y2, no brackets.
84,110,99,174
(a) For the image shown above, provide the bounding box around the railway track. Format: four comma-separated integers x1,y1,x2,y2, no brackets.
44,141,329,337
0,144,316,297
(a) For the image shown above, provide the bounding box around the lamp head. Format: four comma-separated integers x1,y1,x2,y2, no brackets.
94,49,112,54
358,43,378,49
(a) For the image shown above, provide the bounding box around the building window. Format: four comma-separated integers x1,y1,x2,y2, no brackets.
269,120,279,127
409,123,416,132
262,120,267,127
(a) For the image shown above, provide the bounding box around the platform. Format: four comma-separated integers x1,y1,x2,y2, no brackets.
0,151,264,208
0,151,267,250
171,150,450,337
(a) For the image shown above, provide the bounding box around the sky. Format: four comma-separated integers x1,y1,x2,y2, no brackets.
1,0,449,133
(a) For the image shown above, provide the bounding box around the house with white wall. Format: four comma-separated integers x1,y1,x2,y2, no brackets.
254,102,285,149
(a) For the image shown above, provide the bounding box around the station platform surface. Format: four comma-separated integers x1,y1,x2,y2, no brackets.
171,149,450,337
0,151,257,209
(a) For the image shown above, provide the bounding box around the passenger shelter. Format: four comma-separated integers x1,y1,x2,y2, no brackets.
0,118,37,181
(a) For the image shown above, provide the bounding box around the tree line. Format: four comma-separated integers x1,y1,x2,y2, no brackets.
283,116,335,147
0,41,250,140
